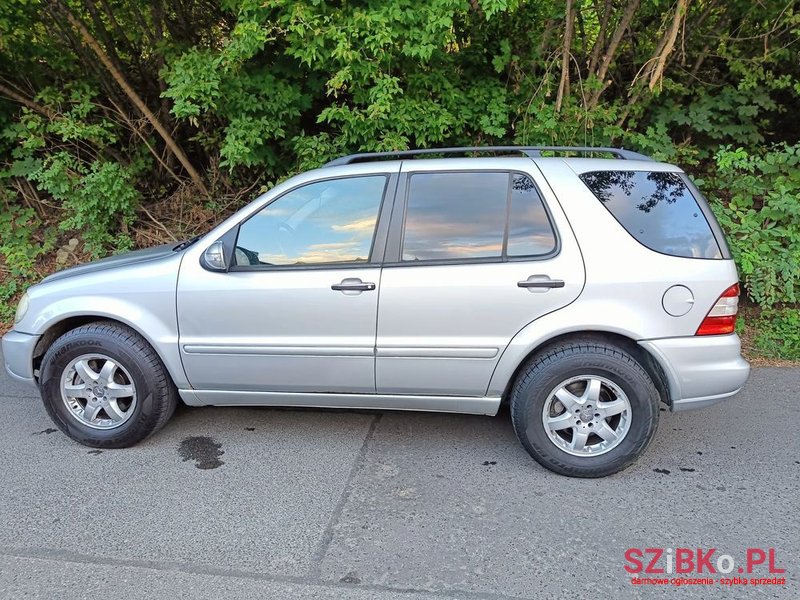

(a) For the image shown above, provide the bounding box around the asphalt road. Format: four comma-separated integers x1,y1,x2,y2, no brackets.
0,355,797,599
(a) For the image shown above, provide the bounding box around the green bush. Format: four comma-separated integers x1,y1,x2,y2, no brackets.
706,144,800,308
0,201,54,321
703,144,800,361
752,309,800,361
1,85,141,256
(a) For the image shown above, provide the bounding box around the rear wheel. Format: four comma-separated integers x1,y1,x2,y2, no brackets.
39,321,177,448
510,340,659,477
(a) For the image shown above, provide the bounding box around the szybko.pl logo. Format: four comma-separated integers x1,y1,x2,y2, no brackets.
624,548,786,587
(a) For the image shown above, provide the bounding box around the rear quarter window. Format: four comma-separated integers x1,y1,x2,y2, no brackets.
579,170,722,259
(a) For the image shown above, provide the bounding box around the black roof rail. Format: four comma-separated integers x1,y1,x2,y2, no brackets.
324,146,651,167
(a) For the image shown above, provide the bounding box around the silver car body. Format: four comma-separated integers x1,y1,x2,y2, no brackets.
2,156,750,414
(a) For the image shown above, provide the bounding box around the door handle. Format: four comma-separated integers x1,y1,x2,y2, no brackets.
518,275,565,289
331,278,376,292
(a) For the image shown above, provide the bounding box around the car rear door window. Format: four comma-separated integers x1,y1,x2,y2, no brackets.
507,174,558,257
402,172,507,261
579,170,722,259
401,172,556,262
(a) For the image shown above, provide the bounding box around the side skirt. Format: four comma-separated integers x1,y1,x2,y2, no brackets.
178,389,501,416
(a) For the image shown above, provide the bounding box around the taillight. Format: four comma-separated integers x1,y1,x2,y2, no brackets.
695,283,739,336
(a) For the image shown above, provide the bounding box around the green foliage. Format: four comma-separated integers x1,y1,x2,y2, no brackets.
7,149,140,256
752,309,800,361
58,161,139,254
162,53,307,170
0,200,54,321
0,204,47,278
0,0,798,359
703,143,800,360
1,84,140,255
160,49,222,121
706,144,800,307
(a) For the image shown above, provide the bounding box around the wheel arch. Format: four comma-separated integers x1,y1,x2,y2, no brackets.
493,330,673,408
32,315,187,389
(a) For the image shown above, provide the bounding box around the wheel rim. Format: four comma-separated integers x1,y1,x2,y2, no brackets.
60,353,138,430
541,375,631,457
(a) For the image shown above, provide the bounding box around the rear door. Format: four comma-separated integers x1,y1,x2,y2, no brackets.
375,159,585,397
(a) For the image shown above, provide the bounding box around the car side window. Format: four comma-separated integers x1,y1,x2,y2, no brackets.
579,170,722,259
507,174,558,257
401,172,556,262
233,176,387,267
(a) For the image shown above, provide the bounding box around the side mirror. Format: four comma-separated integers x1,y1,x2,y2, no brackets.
201,240,227,271
199,224,240,272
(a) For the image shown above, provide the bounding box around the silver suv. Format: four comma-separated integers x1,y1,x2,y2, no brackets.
2,147,750,477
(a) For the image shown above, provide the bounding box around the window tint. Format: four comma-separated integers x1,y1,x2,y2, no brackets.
403,172,507,261
234,176,386,267
579,170,722,259
508,174,557,256
401,172,556,262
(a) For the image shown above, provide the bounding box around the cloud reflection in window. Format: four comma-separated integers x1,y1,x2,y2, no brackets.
402,172,556,261
234,176,386,266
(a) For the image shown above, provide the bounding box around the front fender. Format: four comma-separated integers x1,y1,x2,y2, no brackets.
24,295,188,389
17,250,186,389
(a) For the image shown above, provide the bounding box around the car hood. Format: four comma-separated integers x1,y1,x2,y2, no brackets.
41,242,180,284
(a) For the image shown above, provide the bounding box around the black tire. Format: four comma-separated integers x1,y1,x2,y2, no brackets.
39,321,178,448
510,340,659,478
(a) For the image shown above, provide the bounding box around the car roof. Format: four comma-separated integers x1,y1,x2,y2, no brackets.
319,147,680,175
314,156,680,179
324,146,652,166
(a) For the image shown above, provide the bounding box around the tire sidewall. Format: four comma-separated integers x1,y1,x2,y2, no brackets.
514,350,659,475
40,331,158,447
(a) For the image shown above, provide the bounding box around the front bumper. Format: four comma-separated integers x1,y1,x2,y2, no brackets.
639,334,750,411
1,330,40,386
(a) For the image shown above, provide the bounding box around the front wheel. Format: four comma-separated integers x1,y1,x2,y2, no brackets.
39,321,178,448
510,340,660,477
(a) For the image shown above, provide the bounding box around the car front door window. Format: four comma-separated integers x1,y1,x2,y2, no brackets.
234,176,388,267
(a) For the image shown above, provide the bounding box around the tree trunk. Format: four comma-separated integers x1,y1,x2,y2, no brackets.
555,0,574,113
80,0,127,80
0,83,57,120
588,0,640,108
55,1,209,196
588,0,613,73
649,0,689,90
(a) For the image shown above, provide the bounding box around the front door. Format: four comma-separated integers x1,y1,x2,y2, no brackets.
177,174,393,393
375,163,585,397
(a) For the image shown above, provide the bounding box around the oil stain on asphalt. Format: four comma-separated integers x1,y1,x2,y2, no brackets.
179,436,225,470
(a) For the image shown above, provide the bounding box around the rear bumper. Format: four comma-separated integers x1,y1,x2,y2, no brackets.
639,334,750,411
1,330,39,386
